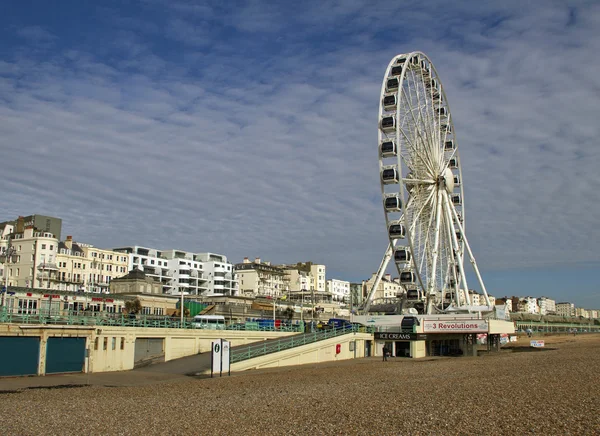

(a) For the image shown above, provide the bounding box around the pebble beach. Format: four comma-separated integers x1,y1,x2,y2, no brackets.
1,334,599,435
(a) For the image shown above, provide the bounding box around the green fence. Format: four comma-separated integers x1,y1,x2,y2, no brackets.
0,307,303,332
515,321,600,333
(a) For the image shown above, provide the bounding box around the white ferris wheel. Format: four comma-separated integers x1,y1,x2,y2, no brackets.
365,51,491,315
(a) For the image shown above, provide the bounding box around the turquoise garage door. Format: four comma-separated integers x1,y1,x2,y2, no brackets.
0,336,40,377
45,337,86,374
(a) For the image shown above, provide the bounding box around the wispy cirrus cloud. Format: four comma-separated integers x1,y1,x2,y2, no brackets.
0,0,599,305
15,25,57,42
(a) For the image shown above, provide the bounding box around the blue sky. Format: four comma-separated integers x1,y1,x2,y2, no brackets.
1,1,599,307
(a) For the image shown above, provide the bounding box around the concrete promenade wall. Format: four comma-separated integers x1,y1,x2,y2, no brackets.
228,333,373,372
0,324,296,375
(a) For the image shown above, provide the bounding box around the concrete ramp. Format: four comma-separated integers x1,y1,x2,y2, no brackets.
229,332,373,373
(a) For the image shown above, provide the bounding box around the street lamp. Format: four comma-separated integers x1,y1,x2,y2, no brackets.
1,236,17,308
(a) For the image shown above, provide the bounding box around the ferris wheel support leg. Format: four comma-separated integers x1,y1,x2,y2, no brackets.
448,199,491,307
363,242,394,314
442,197,462,307
426,190,444,315
442,192,471,306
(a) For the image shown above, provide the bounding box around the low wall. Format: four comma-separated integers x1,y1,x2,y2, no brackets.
0,324,296,375
228,333,373,372
489,320,516,334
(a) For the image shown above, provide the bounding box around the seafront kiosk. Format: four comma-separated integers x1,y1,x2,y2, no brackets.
355,314,515,358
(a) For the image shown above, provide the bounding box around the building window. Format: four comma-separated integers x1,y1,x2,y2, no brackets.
42,244,46,249
120,338,125,350
103,338,108,351
112,337,116,350
94,338,99,350
49,245,53,250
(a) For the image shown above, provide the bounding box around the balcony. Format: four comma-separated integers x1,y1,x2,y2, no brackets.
54,277,85,285
37,263,59,271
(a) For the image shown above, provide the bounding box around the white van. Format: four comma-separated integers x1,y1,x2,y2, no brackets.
192,314,226,330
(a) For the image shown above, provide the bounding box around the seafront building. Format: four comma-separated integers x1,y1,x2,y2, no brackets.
273,262,326,293
537,297,556,315
113,246,238,296
0,223,59,289
556,302,576,317
0,214,63,241
55,236,129,293
235,257,289,298
361,273,402,301
326,279,350,303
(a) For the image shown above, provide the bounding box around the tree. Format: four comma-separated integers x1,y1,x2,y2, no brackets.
125,298,142,314
284,307,295,321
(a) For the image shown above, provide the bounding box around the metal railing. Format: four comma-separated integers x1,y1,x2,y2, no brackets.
515,321,600,333
0,307,303,332
230,324,374,363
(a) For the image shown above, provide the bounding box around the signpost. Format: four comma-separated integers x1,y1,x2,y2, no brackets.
211,339,231,377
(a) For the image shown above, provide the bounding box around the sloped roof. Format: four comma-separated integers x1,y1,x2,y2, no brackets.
112,269,147,281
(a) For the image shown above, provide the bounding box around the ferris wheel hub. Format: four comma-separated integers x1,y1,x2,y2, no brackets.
441,168,455,193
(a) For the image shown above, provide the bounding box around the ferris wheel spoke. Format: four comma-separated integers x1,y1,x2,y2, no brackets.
442,192,471,305
441,208,458,306
416,194,436,275
401,83,437,174
425,190,444,314
415,66,440,171
409,67,434,153
409,187,435,233
440,146,458,174
446,195,491,306
403,178,435,186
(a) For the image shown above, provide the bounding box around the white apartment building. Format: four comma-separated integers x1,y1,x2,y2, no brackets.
1,224,59,289
326,279,350,303
468,290,481,306
235,257,289,297
195,252,238,296
575,307,589,318
537,297,556,315
519,296,539,314
556,302,575,317
113,246,237,296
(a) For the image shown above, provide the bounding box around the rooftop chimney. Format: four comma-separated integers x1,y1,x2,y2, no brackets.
384,273,392,281
65,236,73,250
254,257,261,264
243,257,250,264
